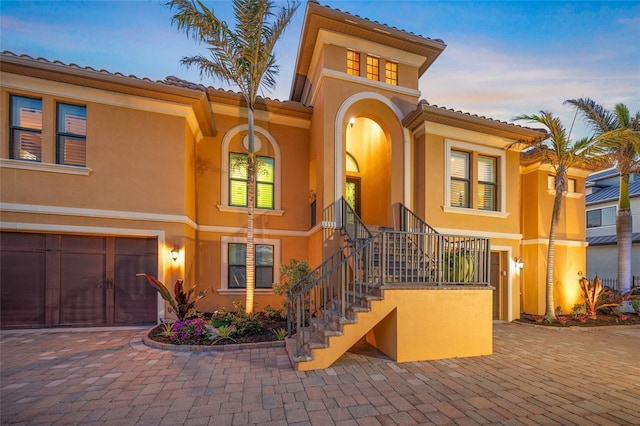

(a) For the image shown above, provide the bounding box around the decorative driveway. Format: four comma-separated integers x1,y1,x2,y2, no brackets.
1,323,638,425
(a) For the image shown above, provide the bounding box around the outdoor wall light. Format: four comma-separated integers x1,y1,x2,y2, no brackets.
349,117,355,128
170,246,180,262
514,256,524,269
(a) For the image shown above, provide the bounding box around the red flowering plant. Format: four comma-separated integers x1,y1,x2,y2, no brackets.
137,274,207,321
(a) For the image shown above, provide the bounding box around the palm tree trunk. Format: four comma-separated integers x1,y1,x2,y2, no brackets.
245,106,256,314
545,169,566,318
617,173,632,292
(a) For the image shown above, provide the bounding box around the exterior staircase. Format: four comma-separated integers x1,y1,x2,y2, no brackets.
285,200,491,370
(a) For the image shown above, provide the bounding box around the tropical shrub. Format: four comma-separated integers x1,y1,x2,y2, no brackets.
273,259,314,318
137,274,207,321
444,250,475,283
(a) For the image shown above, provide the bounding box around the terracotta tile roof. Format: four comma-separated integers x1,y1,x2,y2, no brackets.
313,0,445,45
2,51,166,84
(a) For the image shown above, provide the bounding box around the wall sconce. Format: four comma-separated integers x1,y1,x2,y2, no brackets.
349,117,355,128
514,256,524,269
170,246,180,262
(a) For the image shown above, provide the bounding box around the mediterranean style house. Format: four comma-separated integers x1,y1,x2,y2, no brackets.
0,1,594,367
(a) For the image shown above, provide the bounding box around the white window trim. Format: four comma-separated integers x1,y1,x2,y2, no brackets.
443,139,508,218
219,236,281,296
0,158,92,176
218,124,282,212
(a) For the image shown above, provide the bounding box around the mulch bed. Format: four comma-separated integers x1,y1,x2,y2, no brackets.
516,312,640,327
147,312,288,346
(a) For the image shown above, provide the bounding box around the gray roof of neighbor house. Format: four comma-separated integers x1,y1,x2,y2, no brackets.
587,233,640,246
586,171,640,205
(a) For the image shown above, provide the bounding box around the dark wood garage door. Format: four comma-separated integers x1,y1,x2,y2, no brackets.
1,232,158,329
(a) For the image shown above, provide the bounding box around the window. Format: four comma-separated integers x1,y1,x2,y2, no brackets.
587,206,616,228
229,153,274,209
366,55,379,81
478,155,497,211
548,175,577,193
450,150,470,208
9,95,42,161
57,103,87,166
447,143,502,213
228,243,274,289
347,49,360,76
385,61,398,85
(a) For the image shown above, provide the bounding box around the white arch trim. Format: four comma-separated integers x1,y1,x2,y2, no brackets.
334,92,409,208
219,124,282,211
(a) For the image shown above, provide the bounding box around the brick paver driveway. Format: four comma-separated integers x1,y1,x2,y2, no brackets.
1,323,639,425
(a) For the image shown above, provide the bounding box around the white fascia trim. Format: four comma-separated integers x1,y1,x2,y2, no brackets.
210,103,310,129
0,203,197,230
3,73,203,141
198,224,314,238
437,227,523,241
309,69,420,106
0,159,93,175
521,239,588,247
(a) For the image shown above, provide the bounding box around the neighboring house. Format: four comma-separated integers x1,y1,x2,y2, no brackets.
585,168,640,287
0,2,595,367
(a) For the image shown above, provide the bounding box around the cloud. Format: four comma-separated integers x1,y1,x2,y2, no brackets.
420,38,639,138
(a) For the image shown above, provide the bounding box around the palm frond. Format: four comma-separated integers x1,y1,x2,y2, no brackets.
565,97,617,133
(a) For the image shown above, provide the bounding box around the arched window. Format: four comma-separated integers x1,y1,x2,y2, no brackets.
219,125,283,215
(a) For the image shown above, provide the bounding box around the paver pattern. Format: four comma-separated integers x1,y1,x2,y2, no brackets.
1,324,639,425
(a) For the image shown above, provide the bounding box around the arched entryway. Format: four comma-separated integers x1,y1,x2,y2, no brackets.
335,93,408,228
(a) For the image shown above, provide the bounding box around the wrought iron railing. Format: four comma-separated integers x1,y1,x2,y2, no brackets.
395,202,439,235
286,218,490,356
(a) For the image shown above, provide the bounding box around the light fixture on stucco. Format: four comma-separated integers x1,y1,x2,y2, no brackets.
170,245,180,262
349,117,355,128
514,256,524,269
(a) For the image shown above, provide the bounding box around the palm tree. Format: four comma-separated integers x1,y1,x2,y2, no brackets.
516,111,602,318
565,98,640,293
169,0,300,313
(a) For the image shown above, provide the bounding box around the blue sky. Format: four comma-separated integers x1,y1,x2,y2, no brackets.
2,0,639,138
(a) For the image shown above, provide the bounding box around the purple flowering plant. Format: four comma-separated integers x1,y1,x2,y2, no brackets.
170,317,208,344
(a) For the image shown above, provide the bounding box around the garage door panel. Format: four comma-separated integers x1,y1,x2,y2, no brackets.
0,251,46,327
60,253,107,326
114,254,157,324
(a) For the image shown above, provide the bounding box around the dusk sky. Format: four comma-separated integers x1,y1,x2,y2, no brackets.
2,0,638,138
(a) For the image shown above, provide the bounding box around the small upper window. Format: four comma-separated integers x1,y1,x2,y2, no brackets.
229,153,275,209
548,175,577,193
347,49,360,76
57,103,87,167
385,61,398,85
9,95,43,162
366,55,379,81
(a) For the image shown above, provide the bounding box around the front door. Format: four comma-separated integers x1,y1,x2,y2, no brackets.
346,176,361,217
490,252,501,320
